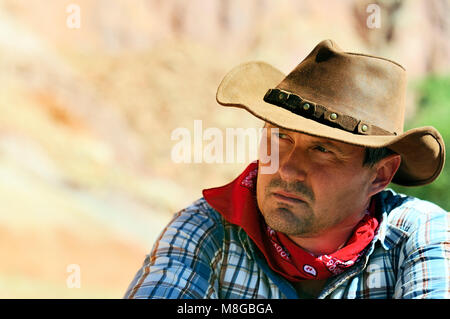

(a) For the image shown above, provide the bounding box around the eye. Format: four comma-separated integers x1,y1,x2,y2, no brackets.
272,132,289,140
314,145,331,153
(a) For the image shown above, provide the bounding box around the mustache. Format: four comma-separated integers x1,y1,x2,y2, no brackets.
266,177,315,202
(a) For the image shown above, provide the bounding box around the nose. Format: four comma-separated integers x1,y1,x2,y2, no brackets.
278,146,308,183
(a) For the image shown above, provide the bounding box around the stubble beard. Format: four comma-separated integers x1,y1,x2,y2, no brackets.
260,201,319,236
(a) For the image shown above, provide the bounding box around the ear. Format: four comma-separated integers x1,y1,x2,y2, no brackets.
368,154,402,197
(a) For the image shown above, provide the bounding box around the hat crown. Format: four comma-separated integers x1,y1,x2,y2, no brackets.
275,40,407,135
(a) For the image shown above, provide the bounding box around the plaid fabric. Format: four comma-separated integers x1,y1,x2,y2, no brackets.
124,189,449,299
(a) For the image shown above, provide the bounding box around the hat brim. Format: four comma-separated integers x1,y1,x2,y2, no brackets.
216,61,445,186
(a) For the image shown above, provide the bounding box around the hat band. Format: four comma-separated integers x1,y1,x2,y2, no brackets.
263,88,396,136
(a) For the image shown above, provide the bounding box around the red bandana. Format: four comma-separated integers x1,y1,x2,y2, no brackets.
202,161,379,281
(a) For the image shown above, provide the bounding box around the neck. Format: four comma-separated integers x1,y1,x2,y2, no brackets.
287,203,370,256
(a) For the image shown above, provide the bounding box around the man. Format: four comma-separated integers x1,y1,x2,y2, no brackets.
124,40,448,299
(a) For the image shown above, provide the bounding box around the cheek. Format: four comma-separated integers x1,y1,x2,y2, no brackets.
256,173,268,210
256,171,270,196
310,168,370,203
256,169,279,209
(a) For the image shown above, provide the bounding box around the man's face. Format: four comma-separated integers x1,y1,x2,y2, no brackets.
256,123,376,237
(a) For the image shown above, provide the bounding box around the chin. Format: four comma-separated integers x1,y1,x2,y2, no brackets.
262,205,313,236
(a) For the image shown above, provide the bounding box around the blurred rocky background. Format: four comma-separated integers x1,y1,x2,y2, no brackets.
0,0,448,298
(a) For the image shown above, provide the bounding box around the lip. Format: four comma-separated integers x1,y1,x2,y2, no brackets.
272,190,307,204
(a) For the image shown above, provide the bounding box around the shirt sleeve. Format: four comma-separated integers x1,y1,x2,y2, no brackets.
395,207,450,299
123,199,224,299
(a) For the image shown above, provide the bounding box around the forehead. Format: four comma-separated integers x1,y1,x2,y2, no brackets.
264,122,364,153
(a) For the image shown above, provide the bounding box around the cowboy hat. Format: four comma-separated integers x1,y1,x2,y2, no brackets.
216,39,445,186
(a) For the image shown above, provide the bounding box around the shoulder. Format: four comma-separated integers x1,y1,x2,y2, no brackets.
124,198,227,299
167,197,226,242
378,189,448,243
178,197,224,224
376,190,449,298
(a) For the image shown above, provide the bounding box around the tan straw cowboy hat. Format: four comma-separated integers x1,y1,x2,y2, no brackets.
216,39,445,186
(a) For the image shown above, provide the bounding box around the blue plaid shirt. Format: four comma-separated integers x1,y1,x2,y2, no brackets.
124,189,449,299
